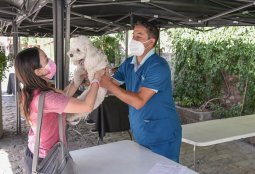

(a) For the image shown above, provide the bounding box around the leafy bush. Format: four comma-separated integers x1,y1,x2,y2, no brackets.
211,104,242,119
0,52,10,81
90,33,124,66
168,27,255,116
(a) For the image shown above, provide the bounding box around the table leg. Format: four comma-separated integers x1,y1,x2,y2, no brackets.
193,145,200,172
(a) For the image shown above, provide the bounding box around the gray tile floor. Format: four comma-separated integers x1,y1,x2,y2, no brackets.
1,95,255,174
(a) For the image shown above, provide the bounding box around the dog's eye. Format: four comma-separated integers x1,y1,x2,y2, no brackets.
77,48,80,52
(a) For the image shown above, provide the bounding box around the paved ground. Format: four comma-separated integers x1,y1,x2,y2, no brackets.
1,94,255,174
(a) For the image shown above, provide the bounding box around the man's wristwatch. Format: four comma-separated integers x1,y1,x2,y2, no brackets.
91,79,100,87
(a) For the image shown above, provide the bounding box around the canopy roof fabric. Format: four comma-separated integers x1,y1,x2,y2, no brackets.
0,0,254,36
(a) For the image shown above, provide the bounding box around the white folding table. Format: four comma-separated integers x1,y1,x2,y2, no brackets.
182,114,255,171
70,140,197,174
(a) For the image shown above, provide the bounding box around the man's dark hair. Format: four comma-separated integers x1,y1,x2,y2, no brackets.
135,21,159,47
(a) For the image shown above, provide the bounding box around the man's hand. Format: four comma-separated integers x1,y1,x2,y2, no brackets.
94,69,106,81
99,68,113,89
73,67,87,88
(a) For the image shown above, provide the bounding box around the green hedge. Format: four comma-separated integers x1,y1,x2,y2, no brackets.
0,52,9,81
169,27,255,116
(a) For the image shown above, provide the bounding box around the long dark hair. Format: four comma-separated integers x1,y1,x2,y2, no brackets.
15,47,53,122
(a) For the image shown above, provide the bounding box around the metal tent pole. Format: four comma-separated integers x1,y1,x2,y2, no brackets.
53,0,64,89
158,29,160,56
125,30,129,58
64,1,71,86
12,21,21,134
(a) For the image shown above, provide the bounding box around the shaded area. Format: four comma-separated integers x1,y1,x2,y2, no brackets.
0,0,255,36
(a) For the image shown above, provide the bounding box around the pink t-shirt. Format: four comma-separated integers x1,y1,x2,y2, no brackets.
28,90,69,158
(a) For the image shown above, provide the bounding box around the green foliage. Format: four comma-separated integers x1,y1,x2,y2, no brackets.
90,33,124,66
0,52,10,81
168,27,255,115
211,104,242,119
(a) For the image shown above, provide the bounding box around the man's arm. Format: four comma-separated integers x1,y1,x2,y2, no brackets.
100,75,155,109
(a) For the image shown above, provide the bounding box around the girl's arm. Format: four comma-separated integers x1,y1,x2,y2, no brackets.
63,81,99,113
63,81,79,97
63,68,88,97
63,69,105,113
51,81,78,97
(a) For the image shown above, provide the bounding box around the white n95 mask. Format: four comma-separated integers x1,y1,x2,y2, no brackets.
129,39,148,56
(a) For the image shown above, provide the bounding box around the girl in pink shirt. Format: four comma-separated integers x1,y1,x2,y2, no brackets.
15,47,104,174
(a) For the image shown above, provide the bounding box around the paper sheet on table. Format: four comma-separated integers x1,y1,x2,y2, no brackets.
147,163,189,174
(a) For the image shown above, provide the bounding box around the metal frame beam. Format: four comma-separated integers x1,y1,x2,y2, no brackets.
31,8,42,22
149,1,196,7
45,4,127,30
71,25,95,32
0,17,12,22
132,12,199,30
71,11,126,29
16,0,50,24
147,2,190,19
97,13,131,32
0,9,20,16
222,17,255,25
28,0,40,15
198,2,255,23
72,1,140,8
19,23,52,28
208,0,234,9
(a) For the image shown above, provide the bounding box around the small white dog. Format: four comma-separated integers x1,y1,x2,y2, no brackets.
67,35,108,124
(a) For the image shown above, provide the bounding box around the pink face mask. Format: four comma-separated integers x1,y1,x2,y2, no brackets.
44,59,56,79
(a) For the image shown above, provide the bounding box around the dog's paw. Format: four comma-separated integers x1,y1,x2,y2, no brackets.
66,113,89,125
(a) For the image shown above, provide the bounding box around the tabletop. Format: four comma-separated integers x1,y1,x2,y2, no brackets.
70,140,197,174
182,114,255,146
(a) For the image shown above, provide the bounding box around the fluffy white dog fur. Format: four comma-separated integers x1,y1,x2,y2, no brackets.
67,35,108,124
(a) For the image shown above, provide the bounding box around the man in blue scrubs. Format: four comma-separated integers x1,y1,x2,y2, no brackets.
100,21,182,162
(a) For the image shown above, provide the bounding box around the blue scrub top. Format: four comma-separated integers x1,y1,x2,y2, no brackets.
113,53,181,146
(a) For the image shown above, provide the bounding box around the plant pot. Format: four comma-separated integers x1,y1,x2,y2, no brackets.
176,105,213,124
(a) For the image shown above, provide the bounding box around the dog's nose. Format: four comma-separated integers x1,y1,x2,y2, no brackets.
69,54,73,57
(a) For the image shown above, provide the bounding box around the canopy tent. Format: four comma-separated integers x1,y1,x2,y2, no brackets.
0,0,255,36
0,0,255,134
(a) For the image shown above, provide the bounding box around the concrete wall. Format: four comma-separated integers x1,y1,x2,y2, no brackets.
176,105,213,124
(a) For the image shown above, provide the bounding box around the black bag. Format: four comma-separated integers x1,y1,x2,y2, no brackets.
32,93,77,174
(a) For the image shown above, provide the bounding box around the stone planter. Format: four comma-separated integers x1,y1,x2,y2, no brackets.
176,105,213,124
0,82,3,138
